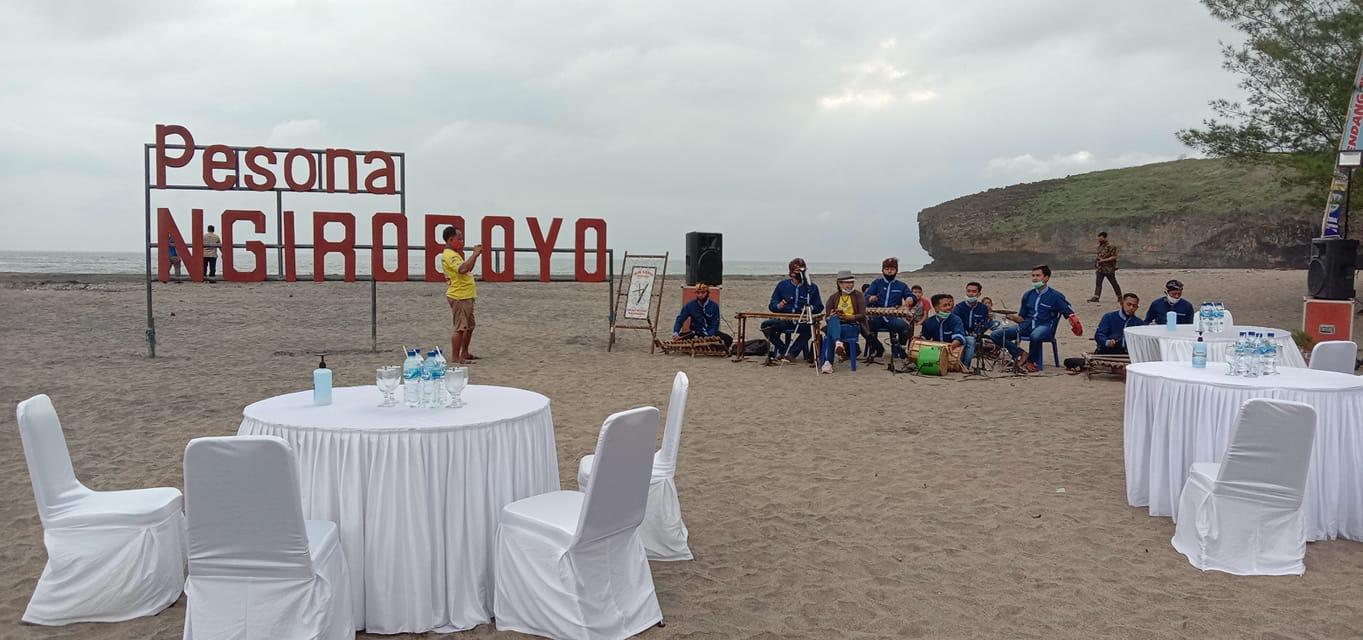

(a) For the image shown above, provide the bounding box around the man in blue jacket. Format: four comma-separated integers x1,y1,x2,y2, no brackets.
921,293,967,345
672,283,732,350
761,258,823,363
863,257,915,361
952,281,991,369
1095,293,1145,354
990,265,1081,373
1144,279,1195,325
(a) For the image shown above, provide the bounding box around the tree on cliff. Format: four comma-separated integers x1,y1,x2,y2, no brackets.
1178,0,1363,187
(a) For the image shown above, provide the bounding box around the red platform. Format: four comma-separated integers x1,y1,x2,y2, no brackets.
1303,297,1355,346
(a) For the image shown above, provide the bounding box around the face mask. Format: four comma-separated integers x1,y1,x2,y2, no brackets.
1166,295,1180,305
884,273,897,281
936,311,951,319
1031,281,1045,290
965,296,978,303
840,285,854,294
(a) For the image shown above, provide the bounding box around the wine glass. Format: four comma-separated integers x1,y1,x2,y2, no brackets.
444,366,468,408
376,365,401,407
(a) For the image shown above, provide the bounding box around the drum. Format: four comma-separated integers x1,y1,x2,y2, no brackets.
909,338,962,374
916,344,943,375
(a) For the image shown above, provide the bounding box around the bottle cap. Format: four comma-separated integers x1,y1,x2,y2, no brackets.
317,354,328,369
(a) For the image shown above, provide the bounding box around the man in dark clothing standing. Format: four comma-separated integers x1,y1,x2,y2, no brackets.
1088,231,1121,303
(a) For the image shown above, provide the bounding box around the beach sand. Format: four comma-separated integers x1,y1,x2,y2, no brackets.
1,268,1361,639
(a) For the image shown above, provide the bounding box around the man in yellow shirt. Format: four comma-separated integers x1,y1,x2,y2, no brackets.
441,226,484,364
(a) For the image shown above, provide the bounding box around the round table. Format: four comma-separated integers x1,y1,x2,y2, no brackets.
1124,324,1306,368
1123,361,1363,541
238,385,559,634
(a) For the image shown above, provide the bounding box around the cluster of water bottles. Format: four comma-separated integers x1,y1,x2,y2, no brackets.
1225,331,1280,377
1198,301,1230,333
401,347,448,407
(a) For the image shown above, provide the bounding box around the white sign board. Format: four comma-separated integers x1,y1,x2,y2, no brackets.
624,266,657,320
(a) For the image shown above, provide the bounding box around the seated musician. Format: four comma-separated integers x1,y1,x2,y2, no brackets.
672,283,733,350
952,281,990,368
1095,293,1144,355
921,294,967,366
989,265,1082,373
863,257,915,361
761,258,823,363
819,271,866,374
1143,279,1194,325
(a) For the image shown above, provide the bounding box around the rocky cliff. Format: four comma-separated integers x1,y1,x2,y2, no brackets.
917,158,1320,271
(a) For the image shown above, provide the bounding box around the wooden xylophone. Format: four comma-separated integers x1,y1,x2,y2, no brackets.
731,311,823,362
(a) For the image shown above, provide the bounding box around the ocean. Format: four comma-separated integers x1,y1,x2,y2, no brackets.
0,250,915,278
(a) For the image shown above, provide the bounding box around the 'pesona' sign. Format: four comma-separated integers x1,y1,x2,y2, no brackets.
150,124,608,283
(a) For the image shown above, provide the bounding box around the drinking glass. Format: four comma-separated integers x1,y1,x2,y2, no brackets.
444,366,468,408
376,366,401,407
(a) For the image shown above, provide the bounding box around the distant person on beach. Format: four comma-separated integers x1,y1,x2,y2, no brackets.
762,258,822,363
864,257,914,361
441,226,484,364
952,282,990,367
167,234,182,279
203,224,221,280
1095,293,1145,354
1088,231,1121,303
819,271,866,374
672,282,732,349
990,264,1081,373
1144,279,1194,325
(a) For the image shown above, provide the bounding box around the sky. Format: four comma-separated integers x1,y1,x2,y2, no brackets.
0,0,1244,266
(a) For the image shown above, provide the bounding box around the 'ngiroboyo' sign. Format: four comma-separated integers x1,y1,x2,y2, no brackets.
143,124,611,357
149,123,608,283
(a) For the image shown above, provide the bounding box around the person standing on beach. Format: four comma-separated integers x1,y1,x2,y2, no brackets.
1088,231,1121,302
167,233,182,279
441,226,484,364
203,224,221,280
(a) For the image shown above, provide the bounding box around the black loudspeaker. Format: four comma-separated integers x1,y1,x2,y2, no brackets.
1308,237,1358,300
685,232,723,286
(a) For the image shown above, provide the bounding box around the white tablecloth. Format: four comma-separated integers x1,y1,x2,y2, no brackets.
1123,361,1363,541
1124,324,1306,368
237,385,560,634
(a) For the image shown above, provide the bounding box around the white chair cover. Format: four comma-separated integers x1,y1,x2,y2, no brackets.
182,436,354,639
496,407,663,639
1309,340,1357,375
1171,399,1317,575
577,372,692,560
15,394,185,625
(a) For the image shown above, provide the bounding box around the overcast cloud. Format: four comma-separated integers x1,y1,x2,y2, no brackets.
0,0,1242,265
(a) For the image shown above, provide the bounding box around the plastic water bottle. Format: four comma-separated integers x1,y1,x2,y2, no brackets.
420,350,439,408
1213,302,1226,334
1245,333,1262,378
1199,303,1211,333
429,349,448,406
1259,334,1270,375
1229,332,1247,376
403,349,424,407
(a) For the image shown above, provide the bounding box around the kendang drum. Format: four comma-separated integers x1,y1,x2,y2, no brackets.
909,338,963,374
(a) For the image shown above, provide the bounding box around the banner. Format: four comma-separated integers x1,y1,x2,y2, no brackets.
623,266,657,320
1321,54,1363,236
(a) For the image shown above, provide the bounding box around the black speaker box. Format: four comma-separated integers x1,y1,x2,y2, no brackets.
1308,237,1358,300
685,232,723,286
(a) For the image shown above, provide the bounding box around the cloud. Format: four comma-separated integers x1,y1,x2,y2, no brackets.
817,37,938,111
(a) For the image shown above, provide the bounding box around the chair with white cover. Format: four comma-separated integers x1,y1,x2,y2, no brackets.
15,394,186,625
1309,340,1357,375
182,436,354,639
578,371,692,561
495,406,663,639
1170,399,1317,576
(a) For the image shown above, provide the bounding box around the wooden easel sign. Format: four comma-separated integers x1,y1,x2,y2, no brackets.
608,252,668,352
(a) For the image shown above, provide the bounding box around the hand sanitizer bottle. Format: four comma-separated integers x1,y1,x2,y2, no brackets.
313,354,332,406
1192,334,1207,369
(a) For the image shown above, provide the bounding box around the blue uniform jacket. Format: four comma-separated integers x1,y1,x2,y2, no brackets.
921,314,966,343
769,280,824,314
1019,286,1074,328
952,301,991,334
864,277,914,309
673,299,721,336
1095,310,1145,347
1144,298,1195,325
